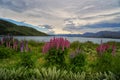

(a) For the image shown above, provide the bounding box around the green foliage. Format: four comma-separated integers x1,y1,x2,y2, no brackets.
28,40,44,47
95,52,113,72
0,40,120,79
45,48,68,68
70,53,86,72
70,41,81,50
0,47,15,59
0,67,118,80
111,54,120,77
19,53,36,68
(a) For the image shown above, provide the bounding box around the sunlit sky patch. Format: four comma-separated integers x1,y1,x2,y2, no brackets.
0,0,120,34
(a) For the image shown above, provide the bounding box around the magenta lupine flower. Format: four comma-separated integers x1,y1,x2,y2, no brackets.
42,37,70,54
96,43,110,55
112,44,116,56
96,42,117,56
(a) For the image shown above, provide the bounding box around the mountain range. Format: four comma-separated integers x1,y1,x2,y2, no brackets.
82,31,120,38
54,31,120,39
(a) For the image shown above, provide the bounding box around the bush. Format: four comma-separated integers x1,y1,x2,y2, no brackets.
95,43,117,72
95,52,113,72
45,48,68,68
42,37,70,68
70,53,86,72
19,53,36,68
111,54,120,77
0,47,15,59
70,41,81,50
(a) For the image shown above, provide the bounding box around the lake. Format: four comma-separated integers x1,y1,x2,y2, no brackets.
0,36,120,44
12,36,120,44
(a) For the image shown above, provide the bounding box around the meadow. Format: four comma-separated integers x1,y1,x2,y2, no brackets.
0,35,120,80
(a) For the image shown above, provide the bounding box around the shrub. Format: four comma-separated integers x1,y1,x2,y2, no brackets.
0,47,15,59
42,37,70,68
19,53,36,68
70,41,81,50
95,42,117,72
70,54,86,72
111,54,120,77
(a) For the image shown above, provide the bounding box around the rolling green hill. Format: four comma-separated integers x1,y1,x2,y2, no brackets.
0,19,48,36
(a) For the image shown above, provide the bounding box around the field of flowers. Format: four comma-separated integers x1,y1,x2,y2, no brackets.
0,35,120,80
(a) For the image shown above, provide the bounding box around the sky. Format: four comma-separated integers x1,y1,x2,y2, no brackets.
0,0,120,34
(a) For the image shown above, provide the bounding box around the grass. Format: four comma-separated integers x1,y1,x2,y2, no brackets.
0,40,120,79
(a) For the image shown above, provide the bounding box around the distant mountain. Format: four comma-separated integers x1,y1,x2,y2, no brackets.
52,34,81,37
0,19,48,36
82,31,120,38
53,31,120,39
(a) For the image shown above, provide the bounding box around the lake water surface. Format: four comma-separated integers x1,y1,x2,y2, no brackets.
11,36,120,44
0,36,120,44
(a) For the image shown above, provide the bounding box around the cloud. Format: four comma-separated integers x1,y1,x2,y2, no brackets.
0,0,120,34
0,0,29,12
42,25,53,29
63,21,120,33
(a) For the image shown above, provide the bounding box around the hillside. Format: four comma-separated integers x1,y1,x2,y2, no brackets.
0,19,48,36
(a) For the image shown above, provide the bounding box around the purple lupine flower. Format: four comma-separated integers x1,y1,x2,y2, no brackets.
15,40,18,51
20,41,24,52
13,40,17,50
70,52,76,58
75,47,80,54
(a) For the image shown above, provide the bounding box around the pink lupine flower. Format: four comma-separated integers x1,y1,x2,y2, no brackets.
42,37,70,54
96,43,110,55
96,41,117,56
